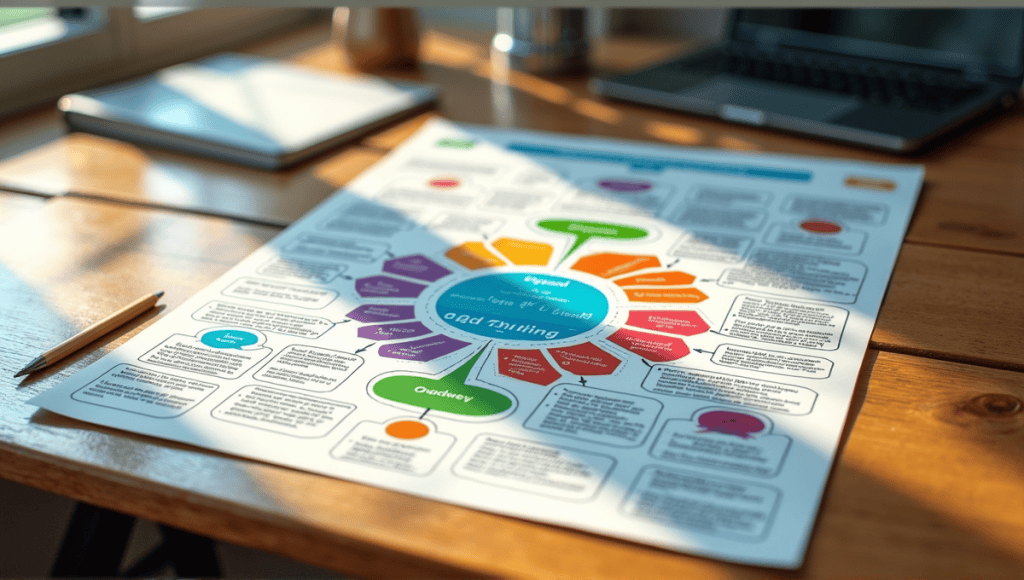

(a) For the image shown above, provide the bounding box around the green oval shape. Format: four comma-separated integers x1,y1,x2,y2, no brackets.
373,375,513,416
537,219,649,241
371,351,513,417
537,219,649,264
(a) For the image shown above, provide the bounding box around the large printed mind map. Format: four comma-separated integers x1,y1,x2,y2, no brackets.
32,119,924,568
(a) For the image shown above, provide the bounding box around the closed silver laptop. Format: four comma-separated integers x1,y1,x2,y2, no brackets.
591,9,1024,152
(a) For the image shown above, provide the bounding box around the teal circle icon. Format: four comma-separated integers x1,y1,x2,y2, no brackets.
201,329,259,349
434,273,609,341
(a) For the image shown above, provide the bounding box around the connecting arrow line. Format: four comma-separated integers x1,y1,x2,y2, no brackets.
578,377,588,386
641,359,652,368
700,278,716,283
666,258,680,267
419,408,431,419
339,275,353,280
693,348,713,355
473,343,492,382
355,342,376,354
384,251,396,259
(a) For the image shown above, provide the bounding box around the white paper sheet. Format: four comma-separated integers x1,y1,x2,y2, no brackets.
32,119,924,568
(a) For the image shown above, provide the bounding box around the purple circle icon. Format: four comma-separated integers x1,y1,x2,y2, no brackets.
598,179,652,193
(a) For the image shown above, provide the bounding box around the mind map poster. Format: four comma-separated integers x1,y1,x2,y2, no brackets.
32,119,924,568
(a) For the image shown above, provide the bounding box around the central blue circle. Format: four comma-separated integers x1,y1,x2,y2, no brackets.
435,273,609,341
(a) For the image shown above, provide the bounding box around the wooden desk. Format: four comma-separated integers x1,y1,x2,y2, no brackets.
2,24,1024,579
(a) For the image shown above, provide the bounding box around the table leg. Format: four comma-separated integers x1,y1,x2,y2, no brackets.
51,503,135,577
51,503,222,578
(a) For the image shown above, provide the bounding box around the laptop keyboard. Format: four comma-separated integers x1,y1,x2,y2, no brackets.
687,48,985,112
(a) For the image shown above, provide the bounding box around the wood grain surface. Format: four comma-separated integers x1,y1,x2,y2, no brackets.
0,189,47,227
2,20,1024,580
0,197,279,386
0,134,385,227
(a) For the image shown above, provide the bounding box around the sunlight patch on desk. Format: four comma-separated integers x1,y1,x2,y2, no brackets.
0,142,75,194
645,120,704,145
716,135,763,152
571,98,623,125
421,28,622,126
142,164,205,206
489,68,573,106
420,30,488,69
840,352,1024,562
312,147,387,188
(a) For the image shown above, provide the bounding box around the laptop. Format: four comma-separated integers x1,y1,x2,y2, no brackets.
60,53,438,170
591,9,1024,152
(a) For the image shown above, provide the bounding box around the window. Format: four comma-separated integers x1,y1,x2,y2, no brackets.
0,8,73,53
0,7,325,119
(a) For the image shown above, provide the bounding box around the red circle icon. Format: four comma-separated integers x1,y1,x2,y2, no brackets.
429,178,460,188
800,219,842,234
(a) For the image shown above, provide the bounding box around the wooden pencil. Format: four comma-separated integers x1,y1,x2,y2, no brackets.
14,291,164,377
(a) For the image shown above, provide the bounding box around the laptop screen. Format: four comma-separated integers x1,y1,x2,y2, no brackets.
732,9,1024,78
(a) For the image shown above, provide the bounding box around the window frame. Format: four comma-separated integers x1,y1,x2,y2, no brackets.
1,9,120,117
0,7,326,119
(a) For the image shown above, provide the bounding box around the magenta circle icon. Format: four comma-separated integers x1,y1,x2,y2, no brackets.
696,411,766,439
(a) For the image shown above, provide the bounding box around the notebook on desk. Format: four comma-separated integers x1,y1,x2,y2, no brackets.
59,53,438,170
592,9,1024,152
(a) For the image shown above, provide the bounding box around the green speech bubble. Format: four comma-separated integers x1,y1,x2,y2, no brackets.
372,350,513,417
537,219,649,264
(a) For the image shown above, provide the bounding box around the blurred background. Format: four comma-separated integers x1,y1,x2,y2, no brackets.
0,7,726,120
0,8,719,576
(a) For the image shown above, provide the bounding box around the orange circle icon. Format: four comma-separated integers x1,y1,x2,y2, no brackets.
800,219,842,234
385,420,430,439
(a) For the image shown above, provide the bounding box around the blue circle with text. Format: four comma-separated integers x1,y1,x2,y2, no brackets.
434,273,608,341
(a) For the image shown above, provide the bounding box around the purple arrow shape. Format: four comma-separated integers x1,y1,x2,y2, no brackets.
383,255,452,282
358,321,432,341
355,275,426,298
347,304,417,323
379,335,473,361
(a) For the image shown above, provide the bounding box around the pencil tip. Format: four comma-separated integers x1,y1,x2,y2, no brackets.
154,291,165,298
15,356,46,378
